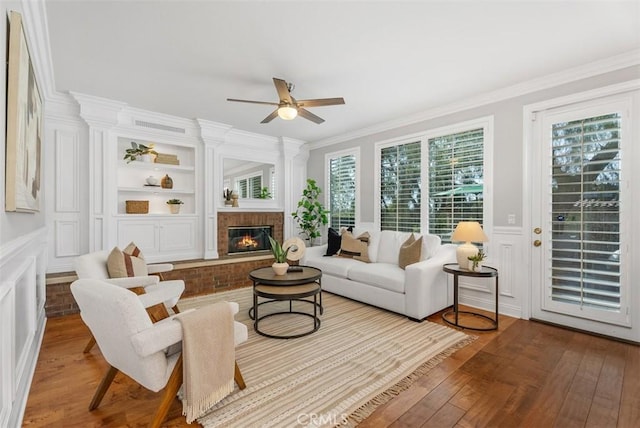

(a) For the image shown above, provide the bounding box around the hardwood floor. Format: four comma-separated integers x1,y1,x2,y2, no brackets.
23,303,639,427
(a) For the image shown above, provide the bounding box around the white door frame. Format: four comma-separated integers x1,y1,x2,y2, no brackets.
522,80,640,342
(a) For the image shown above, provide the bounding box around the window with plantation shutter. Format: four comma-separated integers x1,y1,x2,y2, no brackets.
249,175,262,198
327,150,358,229
428,128,484,242
235,172,262,198
380,141,421,232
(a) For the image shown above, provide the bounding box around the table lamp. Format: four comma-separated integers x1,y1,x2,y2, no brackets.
451,221,488,268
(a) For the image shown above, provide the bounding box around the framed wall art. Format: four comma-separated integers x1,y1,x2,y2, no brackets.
5,10,43,212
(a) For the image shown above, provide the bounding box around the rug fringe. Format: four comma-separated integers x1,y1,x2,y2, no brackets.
343,335,477,427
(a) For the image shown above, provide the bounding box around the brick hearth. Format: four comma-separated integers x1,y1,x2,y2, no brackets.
45,211,285,317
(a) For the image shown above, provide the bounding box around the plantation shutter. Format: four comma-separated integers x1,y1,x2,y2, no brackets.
249,175,262,198
237,179,248,198
329,154,356,229
380,141,421,232
550,113,621,311
428,128,484,242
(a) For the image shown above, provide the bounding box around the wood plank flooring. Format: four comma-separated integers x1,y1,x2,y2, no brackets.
23,301,639,427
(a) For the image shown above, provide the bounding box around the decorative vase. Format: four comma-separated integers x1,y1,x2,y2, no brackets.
231,193,239,207
468,260,483,272
168,204,180,214
146,176,158,185
161,174,173,189
140,154,154,163
272,262,289,276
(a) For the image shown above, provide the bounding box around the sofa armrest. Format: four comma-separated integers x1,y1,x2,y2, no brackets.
104,275,160,289
404,244,457,319
301,244,328,264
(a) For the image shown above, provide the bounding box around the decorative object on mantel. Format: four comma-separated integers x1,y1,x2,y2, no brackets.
451,221,488,269
166,198,183,214
160,174,173,189
282,237,306,262
291,179,329,246
268,235,290,275
467,249,487,272
126,200,149,214
223,188,233,206
231,192,239,208
146,176,158,185
123,142,157,163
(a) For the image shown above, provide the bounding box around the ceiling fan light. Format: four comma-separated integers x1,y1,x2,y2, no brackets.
277,105,298,120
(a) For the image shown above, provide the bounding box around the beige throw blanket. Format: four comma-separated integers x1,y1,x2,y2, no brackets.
176,302,235,423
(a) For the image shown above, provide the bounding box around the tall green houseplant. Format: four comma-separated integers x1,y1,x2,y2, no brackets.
292,179,329,246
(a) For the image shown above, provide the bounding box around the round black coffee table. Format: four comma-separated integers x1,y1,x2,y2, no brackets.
249,266,323,339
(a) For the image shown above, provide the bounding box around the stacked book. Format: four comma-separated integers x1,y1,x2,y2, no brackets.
155,153,180,165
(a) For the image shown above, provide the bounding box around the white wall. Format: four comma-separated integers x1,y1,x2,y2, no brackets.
1,2,50,426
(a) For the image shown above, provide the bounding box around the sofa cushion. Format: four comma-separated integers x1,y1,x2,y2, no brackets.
347,263,405,293
338,232,370,262
420,234,442,260
376,230,414,264
307,255,364,279
325,227,342,256
399,234,423,269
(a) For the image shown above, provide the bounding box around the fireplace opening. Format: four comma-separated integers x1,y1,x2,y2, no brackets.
228,226,272,255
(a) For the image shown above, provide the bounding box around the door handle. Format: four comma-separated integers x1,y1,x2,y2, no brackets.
533,240,542,247
533,227,542,234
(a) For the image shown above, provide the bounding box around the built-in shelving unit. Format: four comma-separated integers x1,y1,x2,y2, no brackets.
116,138,196,215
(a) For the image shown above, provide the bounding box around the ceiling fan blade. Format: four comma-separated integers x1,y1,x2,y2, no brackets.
298,108,325,124
227,98,279,106
296,97,345,107
273,78,293,104
261,109,279,124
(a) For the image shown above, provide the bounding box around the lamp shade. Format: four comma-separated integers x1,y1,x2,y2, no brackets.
451,221,488,269
277,105,298,120
451,221,488,243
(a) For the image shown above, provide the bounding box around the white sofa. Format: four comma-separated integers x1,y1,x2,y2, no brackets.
301,225,457,321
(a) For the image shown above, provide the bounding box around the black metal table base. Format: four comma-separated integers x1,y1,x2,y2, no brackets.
253,295,321,339
442,309,498,331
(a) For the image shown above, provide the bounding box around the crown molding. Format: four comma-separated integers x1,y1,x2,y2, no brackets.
20,0,56,100
310,49,640,150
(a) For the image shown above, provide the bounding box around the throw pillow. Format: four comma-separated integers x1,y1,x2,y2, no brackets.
398,234,423,269
325,227,342,256
338,231,371,263
107,244,148,278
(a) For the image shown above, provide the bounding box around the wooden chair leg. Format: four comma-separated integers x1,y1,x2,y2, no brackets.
89,365,119,410
234,361,246,390
150,355,183,428
83,335,96,353
172,305,180,314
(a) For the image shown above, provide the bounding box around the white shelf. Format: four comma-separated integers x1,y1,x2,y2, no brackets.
118,160,195,172
118,186,195,195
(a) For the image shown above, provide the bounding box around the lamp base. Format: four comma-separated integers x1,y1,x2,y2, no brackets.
456,242,479,269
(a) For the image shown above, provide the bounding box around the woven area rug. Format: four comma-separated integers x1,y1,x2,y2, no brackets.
178,287,474,428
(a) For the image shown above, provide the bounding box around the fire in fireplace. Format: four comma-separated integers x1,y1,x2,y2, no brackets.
228,226,272,255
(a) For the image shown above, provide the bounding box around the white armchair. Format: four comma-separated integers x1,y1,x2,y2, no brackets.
70,278,248,428
75,250,185,352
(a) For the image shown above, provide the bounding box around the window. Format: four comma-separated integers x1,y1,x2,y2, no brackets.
428,128,485,243
235,173,262,198
375,117,492,237
326,149,359,229
379,141,421,232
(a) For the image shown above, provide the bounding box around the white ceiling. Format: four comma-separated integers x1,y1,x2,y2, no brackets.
45,0,640,144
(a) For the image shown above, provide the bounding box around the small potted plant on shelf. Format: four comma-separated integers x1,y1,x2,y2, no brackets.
467,250,487,272
166,198,183,214
123,142,158,163
268,235,290,276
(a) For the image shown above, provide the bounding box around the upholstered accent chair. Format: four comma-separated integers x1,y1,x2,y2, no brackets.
75,250,185,352
70,278,248,427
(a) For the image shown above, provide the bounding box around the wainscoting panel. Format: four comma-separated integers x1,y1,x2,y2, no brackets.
0,228,47,427
55,220,80,258
458,226,524,318
54,129,80,213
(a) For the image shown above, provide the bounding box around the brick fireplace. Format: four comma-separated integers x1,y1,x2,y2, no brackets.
217,211,284,258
